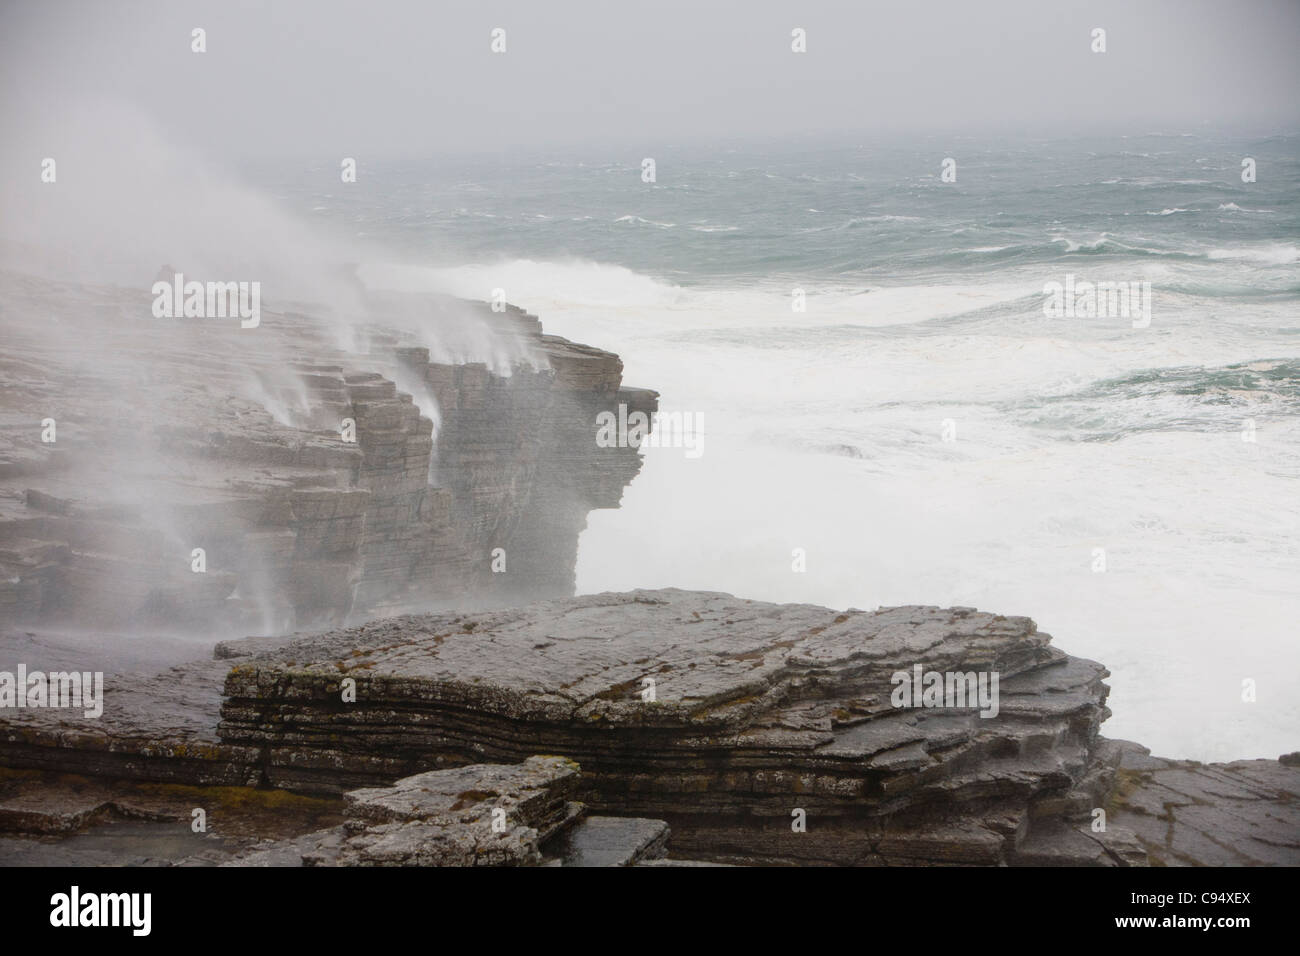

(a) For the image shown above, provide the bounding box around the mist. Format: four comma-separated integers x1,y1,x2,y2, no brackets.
0,90,542,641
3,0,1298,168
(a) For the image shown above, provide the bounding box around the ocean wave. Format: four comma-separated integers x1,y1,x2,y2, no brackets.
840,214,924,227
614,215,676,228
1047,234,1300,265
1216,203,1274,213
1207,244,1300,265
800,214,926,234
1012,359,1300,442
1050,234,1138,254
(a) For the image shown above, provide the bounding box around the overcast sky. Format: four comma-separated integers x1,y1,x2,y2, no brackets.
2,0,1298,160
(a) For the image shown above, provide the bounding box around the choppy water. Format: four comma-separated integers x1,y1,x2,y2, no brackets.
263,132,1300,761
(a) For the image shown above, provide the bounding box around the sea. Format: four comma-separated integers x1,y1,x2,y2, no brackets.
257,131,1300,762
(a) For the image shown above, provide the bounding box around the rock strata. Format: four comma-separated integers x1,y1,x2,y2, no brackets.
213,589,1111,864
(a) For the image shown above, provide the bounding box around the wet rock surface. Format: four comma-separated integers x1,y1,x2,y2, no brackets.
0,759,686,867
0,653,255,786
0,767,342,866
1106,742,1300,866
547,816,670,867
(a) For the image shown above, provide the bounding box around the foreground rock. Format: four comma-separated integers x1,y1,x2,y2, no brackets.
228,756,676,867
0,759,675,867
1106,745,1300,866
0,767,342,866
1,589,1294,866
232,756,585,866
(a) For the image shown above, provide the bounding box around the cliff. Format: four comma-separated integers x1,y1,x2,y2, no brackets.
0,270,656,631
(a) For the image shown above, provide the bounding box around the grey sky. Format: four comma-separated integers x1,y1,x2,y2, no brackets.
2,0,1298,160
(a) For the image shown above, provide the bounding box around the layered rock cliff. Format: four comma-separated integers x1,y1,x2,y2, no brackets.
0,269,656,631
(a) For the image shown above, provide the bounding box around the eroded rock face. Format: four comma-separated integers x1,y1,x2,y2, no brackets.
0,271,655,633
